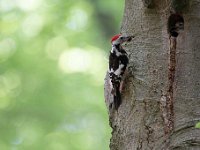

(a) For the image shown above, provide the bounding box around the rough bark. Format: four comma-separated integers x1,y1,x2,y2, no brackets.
104,0,200,149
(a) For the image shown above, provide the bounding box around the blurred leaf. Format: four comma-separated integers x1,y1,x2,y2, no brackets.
195,122,200,128
0,0,125,149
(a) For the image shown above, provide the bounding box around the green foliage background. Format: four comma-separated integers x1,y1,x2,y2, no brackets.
0,0,124,149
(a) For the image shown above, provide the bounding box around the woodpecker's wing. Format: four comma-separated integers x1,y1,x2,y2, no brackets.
109,52,120,72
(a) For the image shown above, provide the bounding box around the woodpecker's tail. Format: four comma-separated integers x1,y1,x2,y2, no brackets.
112,83,121,110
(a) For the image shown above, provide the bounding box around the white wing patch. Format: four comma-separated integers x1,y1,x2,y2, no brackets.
114,64,124,75
111,46,122,56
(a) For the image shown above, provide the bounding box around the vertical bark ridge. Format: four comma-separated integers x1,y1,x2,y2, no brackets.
166,36,176,133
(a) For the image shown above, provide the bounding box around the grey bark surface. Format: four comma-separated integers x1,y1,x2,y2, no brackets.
104,0,200,149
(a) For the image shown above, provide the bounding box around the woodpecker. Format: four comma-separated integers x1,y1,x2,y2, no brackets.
109,34,134,110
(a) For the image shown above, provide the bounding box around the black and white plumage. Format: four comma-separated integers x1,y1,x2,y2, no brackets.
109,34,134,110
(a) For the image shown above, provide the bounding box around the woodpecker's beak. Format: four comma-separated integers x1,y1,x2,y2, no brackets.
127,35,134,42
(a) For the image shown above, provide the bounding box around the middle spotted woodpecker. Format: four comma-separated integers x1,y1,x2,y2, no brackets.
109,34,134,110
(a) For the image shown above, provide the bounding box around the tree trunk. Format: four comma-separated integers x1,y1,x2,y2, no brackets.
104,0,200,149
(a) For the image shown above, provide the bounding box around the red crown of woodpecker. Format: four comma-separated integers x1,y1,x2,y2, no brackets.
111,34,121,43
